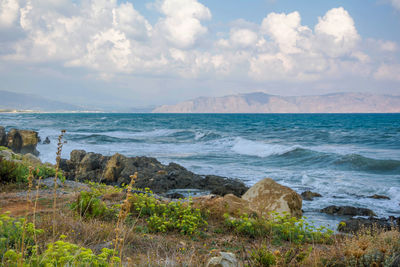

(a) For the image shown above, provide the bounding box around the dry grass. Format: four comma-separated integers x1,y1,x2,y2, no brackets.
3,184,400,267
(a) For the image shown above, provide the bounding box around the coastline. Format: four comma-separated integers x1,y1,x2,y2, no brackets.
1,126,400,266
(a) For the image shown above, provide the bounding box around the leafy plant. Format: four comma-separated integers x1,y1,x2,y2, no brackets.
0,211,44,264
39,235,120,266
3,235,120,266
0,157,65,184
224,212,333,244
249,246,276,267
130,188,208,235
0,146,10,151
71,191,117,220
86,181,124,196
0,157,29,183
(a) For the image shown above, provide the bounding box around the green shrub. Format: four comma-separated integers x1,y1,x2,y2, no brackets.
0,157,29,183
85,181,124,195
3,235,120,266
39,235,120,266
249,246,276,267
0,146,10,151
71,191,117,220
130,188,208,235
0,211,44,264
0,157,65,184
224,212,333,244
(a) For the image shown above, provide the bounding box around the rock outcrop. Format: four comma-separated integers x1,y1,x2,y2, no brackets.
338,216,400,233
0,126,6,146
5,128,39,155
241,178,302,218
60,150,248,196
43,137,50,144
367,194,390,200
301,190,322,201
320,205,376,217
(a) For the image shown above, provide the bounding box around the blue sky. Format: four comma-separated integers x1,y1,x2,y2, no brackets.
0,0,399,109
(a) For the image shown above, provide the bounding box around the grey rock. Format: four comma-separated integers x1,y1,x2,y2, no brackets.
367,194,390,200
320,205,376,217
301,190,322,201
43,137,51,144
206,252,238,267
165,192,185,199
40,177,89,191
6,129,39,155
203,175,248,197
70,149,87,163
0,126,6,146
338,216,400,233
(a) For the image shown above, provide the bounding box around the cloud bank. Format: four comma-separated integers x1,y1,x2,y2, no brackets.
0,0,399,103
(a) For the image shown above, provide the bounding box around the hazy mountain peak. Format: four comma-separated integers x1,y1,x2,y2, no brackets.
0,90,85,112
152,92,400,113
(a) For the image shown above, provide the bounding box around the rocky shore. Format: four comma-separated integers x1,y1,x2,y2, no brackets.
59,150,249,197
0,126,39,155
1,125,399,234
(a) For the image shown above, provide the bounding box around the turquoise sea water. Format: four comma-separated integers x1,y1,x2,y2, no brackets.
1,113,399,228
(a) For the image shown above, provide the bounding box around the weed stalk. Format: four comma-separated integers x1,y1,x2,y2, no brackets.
52,129,66,239
112,172,137,265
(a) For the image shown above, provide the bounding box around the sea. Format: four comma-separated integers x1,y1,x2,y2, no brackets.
1,113,399,229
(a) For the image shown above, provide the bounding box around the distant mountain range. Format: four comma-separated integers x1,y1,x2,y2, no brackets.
152,92,400,113
0,90,87,112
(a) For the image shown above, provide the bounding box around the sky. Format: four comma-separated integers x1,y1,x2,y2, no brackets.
0,0,400,109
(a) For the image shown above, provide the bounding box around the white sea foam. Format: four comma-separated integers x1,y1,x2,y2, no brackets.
388,187,400,203
100,129,180,139
231,137,299,157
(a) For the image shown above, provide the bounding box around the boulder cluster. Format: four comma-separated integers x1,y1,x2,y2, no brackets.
194,178,303,219
60,150,249,197
0,126,39,155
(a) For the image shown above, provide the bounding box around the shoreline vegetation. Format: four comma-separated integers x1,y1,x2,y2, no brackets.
1,127,399,266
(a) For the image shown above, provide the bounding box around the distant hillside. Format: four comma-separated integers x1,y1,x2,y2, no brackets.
0,90,86,112
152,92,400,113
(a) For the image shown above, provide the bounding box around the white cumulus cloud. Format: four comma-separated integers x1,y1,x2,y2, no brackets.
0,0,19,28
314,7,360,57
0,1,398,87
261,11,311,54
156,0,211,48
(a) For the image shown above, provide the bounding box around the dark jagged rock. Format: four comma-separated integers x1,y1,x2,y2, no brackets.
202,175,248,197
43,137,51,144
338,216,400,233
6,129,39,155
301,190,322,201
367,194,390,200
165,192,185,199
320,205,376,217
0,126,6,146
61,150,249,196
